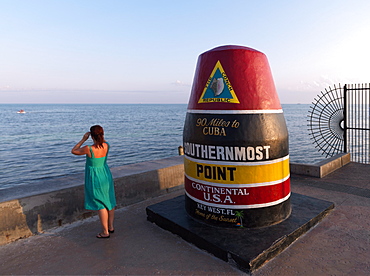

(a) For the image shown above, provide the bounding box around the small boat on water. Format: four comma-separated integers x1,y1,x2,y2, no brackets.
17,109,26,114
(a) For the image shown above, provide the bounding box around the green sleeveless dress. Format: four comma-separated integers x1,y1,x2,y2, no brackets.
84,142,116,211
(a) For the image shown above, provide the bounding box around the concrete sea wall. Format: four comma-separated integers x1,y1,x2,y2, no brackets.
290,153,350,178
0,153,350,246
0,156,184,246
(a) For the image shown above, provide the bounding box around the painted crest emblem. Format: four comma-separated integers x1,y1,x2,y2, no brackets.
198,60,240,104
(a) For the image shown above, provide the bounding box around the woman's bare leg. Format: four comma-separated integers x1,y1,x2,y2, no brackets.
97,208,109,236
108,208,115,232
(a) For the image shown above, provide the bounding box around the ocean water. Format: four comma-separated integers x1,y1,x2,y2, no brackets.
1,104,324,190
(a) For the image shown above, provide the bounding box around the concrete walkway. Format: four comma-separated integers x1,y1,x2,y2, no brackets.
1,162,370,275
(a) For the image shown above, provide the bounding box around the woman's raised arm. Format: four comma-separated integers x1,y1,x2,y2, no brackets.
71,132,90,155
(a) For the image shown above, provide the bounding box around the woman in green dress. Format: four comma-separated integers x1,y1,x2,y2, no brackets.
71,125,116,239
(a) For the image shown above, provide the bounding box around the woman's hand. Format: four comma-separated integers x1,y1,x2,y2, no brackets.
82,132,90,141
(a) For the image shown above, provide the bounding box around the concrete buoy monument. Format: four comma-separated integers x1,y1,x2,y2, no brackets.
183,45,291,228
147,45,334,272
146,45,334,273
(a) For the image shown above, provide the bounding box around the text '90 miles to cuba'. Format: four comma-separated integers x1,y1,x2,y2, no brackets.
196,117,239,136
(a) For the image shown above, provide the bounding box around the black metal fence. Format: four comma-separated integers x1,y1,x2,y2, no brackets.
344,84,370,164
308,83,370,164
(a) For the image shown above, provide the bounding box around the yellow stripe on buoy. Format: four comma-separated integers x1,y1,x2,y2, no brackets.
184,156,289,184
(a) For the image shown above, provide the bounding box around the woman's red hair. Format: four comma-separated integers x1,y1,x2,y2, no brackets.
90,125,105,149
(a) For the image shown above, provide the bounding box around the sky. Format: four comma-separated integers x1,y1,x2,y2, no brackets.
1,0,370,104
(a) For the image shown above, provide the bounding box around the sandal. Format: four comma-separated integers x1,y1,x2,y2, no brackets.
108,229,115,234
96,233,110,239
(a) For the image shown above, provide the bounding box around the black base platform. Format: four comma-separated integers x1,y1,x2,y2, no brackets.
146,193,334,273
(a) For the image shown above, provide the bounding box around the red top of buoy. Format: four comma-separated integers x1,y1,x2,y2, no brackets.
187,45,281,111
